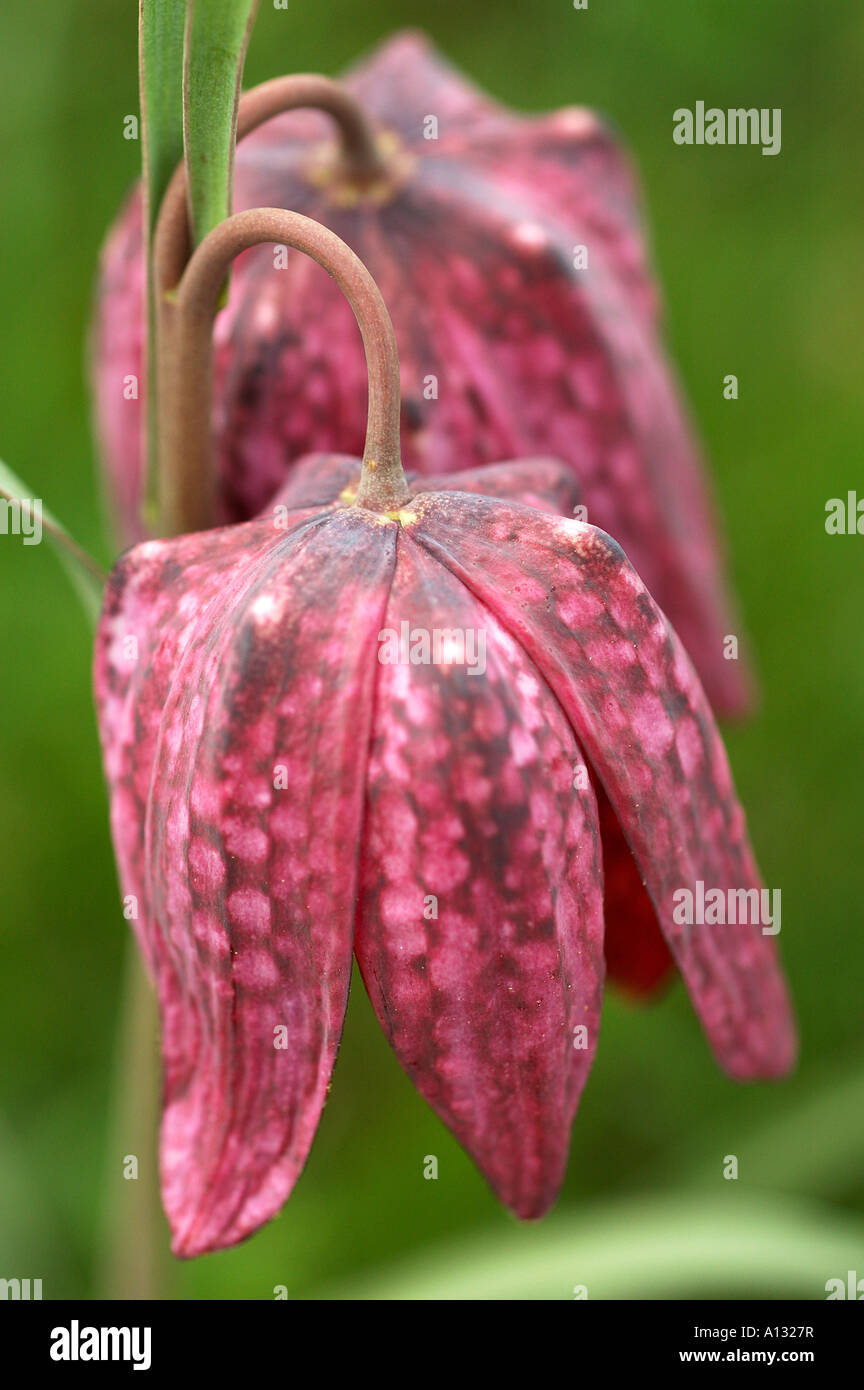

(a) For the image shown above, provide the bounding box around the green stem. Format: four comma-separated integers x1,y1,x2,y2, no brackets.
98,947,165,1299
139,0,186,531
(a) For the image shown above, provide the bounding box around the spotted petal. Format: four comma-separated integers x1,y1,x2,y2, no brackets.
410,492,796,1079
95,507,396,1255
355,536,604,1217
269,452,582,518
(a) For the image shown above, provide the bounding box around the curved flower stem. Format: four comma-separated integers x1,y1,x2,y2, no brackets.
153,74,386,308
158,207,407,534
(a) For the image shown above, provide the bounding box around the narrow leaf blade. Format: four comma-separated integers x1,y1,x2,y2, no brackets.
0,459,105,624
139,0,186,236
183,0,259,247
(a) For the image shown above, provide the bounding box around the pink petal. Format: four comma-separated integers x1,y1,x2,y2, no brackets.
268,453,582,519
355,536,605,1218
416,457,582,516
267,452,362,510
411,493,796,1079
95,508,396,1254
345,30,502,137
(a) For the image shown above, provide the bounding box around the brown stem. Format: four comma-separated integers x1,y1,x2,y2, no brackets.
153,74,385,305
158,207,407,534
149,75,388,535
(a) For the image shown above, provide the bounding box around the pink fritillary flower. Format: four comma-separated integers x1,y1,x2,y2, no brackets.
94,448,794,1257
93,31,751,716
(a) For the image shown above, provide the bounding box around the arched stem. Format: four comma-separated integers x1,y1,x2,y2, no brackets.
149,75,390,535
153,74,387,304
157,208,407,535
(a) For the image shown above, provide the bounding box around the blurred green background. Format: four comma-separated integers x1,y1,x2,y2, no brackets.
1,0,862,1300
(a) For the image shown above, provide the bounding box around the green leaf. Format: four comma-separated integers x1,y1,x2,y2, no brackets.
311,1192,864,1300
688,1058,864,1198
183,0,259,248
139,0,186,237
0,459,106,626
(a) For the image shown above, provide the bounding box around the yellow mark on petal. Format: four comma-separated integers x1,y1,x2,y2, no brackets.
363,506,419,529
385,508,418,528
338,485,358,505
304,133,415,208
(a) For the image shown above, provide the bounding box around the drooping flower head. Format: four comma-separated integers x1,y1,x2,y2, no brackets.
94,210,794,1257
93,31,751,716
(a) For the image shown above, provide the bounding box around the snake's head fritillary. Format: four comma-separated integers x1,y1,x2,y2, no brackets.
94,453,794,1257
93,31,752,717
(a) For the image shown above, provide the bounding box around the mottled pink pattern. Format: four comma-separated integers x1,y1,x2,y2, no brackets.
412,495,795,1078
98,508,388,1256
94,455,794,1255
92,30,751,716
355,540,604,1218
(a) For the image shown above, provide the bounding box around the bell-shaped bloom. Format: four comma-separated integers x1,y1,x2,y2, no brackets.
94,453,794,1257
93,31,751,716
